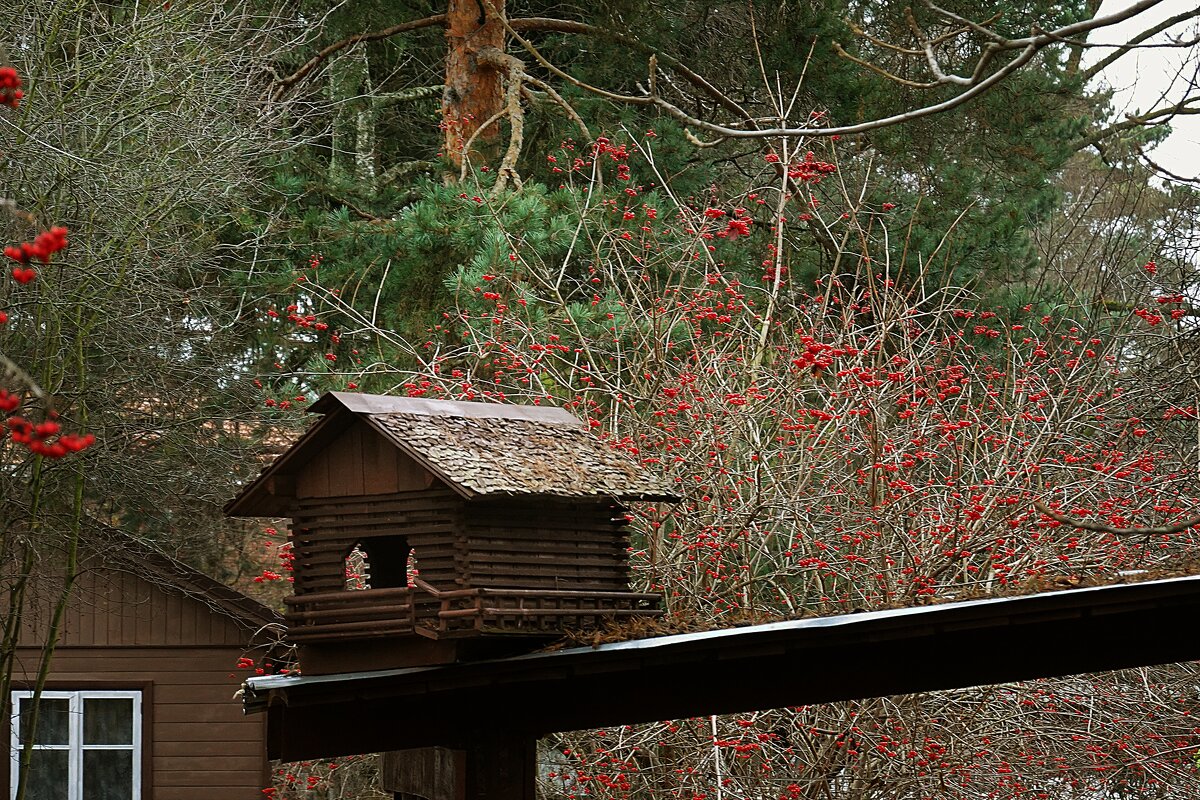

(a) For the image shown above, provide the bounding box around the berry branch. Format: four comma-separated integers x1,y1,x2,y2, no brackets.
1034,500,1200,538
0,66,94,460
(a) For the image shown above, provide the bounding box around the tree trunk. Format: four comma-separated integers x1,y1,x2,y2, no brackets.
329,45,376,191
442,0,506,171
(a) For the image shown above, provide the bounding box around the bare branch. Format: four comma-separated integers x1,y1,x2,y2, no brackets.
477,47,526,195
1007,0,1171,48
1080,6,1200,81
923,2,1010,44
845,18,924,56
1075,96,1200,152
648,44,1041,139
375,85,444,108
904,7,971,85
831,41,940,89
273,14,447,96
1137,145,1200,185
522,75,592,141
507,18,756,124
1034,501,1200,537
499,15,654,107
0,350,47,402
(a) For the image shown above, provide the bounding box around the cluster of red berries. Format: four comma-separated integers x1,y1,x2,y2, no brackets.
0,390,18,413
5,226,68,285
0,67,22,109
0,392,95,458
6,225,68,264
787,152,837,183
4,416,95,458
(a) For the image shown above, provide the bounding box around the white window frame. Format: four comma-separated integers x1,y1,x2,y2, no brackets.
9,690,142,800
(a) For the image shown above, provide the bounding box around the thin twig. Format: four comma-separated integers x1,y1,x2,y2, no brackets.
523,75,592,141
1137,145,1200,185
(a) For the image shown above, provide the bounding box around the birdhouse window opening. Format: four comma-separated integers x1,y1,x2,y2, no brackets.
345,543,370,591
406,547,419,587
344,537,416,591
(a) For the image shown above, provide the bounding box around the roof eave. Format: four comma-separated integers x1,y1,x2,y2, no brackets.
455,488,681,503
224,405,355,517
88,523,285,632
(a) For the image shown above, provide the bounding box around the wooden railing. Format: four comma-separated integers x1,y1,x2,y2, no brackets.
284,587,416,643
412,579,662,637
285,582,662,644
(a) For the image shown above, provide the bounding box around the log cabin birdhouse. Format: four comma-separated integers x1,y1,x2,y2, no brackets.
226,392,678,674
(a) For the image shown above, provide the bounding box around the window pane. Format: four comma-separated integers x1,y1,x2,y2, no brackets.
83,698,134,745
17,697,70,746
82,750,133,800
19,748,69,800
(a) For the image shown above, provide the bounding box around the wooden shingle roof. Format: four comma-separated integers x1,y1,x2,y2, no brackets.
368,410,672,500
226,393,678,515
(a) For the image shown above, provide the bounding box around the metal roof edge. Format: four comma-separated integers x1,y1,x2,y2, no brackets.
245,573,1200,705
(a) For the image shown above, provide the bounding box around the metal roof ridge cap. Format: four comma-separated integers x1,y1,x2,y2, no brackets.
324,391,582,425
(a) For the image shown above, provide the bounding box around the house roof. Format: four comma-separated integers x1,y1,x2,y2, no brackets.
88,523,283,634
226,393,679,515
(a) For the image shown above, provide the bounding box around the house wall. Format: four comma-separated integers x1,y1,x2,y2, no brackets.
6,557,270,799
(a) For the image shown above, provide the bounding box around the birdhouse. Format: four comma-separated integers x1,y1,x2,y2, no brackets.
225,393,678,674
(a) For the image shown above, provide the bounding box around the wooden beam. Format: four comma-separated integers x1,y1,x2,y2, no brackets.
251,576,1200,761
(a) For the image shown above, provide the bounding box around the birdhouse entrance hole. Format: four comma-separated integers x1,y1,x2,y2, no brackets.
344,538,416,591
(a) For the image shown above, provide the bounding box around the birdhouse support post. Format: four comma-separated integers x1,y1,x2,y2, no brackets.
382,734,536,800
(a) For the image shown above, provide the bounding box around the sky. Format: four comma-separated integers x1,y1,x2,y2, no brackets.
1089,0,1199,178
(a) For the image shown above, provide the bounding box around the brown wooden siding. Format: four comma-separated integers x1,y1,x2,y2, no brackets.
7,647,267,799
294,418,433,500
16,561,255,649
463,500,630,590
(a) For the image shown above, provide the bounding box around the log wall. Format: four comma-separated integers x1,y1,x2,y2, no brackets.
463,499,631,591
289,488,466,595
